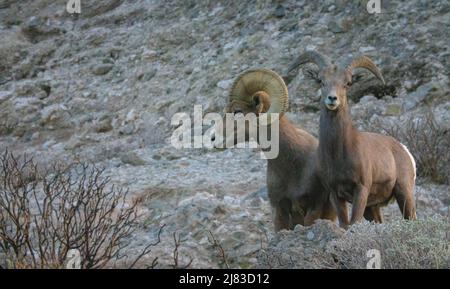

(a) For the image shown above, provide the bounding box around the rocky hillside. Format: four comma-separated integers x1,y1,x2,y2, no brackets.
0,0,448,268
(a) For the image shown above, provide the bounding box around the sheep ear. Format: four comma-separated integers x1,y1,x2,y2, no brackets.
253,94,261,111
252,93,271,114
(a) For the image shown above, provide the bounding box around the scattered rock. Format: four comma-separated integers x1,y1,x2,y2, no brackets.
0,30,29,77
273,5,286,18
152,154,162,160
217,79,233,90
94,117,113,133
328,20,345,33
142,49,158,60
359,95,377,104
82,0,124,18
85,28,109,46
21,16,64,42
257,220,344,269
121,152,147,166
359,46,376,53
92,63,114,75
118,123,135,135
244,187,268,201
138,68,157,81
404,82,434,110
39,103,70,128
0,91,12,104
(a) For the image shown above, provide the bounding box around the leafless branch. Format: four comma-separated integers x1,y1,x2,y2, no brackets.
127,224,165,269
207,230,229,269
0,149,161,269
171,232,193,269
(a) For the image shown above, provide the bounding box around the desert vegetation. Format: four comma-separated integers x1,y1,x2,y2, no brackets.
0,0,448,268
0,150,162,268
258,218,449,269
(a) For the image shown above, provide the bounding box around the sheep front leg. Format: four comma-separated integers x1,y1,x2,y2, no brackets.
372,206,384,223
331,192,349,229
350,185,369,225
273,206,290,232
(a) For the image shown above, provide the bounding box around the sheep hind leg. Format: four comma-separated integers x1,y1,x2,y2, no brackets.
364,207,375,222
393,182,416,220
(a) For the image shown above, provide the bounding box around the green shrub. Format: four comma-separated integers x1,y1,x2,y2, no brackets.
328,217,450,269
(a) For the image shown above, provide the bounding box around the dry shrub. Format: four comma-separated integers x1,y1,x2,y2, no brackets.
0,150,159,268
328,217,450,269
375,111,449,184
256,219,449,269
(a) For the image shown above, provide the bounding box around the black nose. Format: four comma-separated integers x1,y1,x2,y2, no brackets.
327,95,337,102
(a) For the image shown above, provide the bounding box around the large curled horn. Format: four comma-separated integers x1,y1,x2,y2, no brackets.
229,69,289,124
346,55,385,85
287,51,332,74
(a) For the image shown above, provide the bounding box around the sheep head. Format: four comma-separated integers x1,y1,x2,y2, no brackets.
213,69,289,148
289,51,385,111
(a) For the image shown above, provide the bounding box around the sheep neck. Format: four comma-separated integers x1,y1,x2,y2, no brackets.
319,105,357,166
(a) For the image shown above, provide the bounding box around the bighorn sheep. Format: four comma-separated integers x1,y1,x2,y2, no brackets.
212,69,336,231
288,51,417,228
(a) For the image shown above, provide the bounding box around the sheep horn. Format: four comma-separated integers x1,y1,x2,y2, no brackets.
229,69,289,122
287,51,332,74
346,55,385,85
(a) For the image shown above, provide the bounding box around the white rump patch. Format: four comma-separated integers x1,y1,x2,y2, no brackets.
400,143,416,181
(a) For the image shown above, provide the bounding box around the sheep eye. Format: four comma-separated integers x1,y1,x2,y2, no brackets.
346,81,352,87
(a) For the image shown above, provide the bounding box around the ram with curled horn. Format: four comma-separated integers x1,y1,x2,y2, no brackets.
211,68,336,231
288,51,416,228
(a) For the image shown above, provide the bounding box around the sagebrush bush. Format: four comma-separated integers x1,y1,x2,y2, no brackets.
375,111,449,184
327,217,450,269
0,150,160,269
